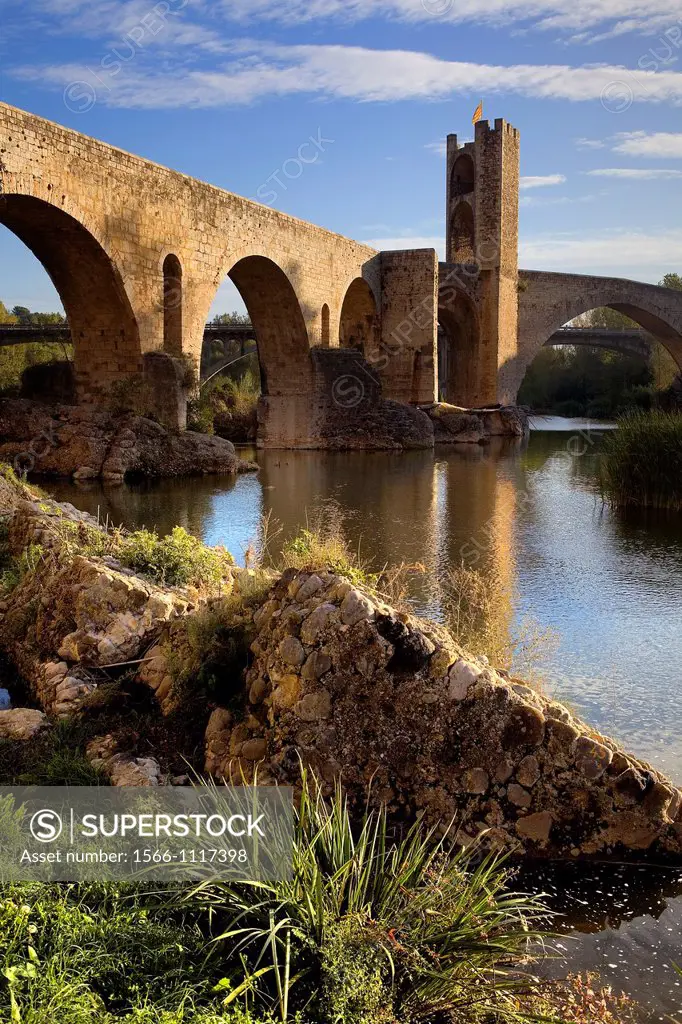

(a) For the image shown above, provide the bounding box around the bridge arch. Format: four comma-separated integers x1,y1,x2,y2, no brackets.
511,271,682,405
339,277,378,357
438,288,481,405
219,254,311,397
0,192,141,396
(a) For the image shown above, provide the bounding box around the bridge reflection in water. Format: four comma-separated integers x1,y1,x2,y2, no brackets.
42,429,682,1017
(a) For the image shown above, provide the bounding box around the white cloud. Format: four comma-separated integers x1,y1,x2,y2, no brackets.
520,192,597,206
214,0,682,41
367,227,681,281
425,141,447,157
520,174,567,188
520,229,682,279
585,167,682,177
575,137,606,149
16,42,682,108
612,130,682,157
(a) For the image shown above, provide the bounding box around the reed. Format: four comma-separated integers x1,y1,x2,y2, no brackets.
599,409,682,511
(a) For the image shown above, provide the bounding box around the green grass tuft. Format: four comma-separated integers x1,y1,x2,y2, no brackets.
600,409,682,511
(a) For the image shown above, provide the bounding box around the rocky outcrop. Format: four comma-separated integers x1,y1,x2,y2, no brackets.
0,399,257,481
425,403,529,445
196,569,682,860
1,472,680,860
0,492,226,715
86,734,163,787
0,708,49,741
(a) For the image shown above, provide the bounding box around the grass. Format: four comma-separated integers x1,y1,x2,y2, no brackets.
183,771,556,1024
0,719,107,787
118,527,234,589
438,564,558,679
0,771,639,1023
599,409,682,511
15,511,235,594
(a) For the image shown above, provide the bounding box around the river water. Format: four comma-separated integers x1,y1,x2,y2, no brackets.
44,418,682,1019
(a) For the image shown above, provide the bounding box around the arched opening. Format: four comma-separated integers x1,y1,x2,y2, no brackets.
449,203,476,265
438,291,480,405
163,254,183,356
226,255,310,396
517,305,681,418
320,303,331,347
451,153,475,198
339,278,378,357
0,194,140,398
195,256,310,444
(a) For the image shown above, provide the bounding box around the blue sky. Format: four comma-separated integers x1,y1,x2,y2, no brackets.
1,0,682,314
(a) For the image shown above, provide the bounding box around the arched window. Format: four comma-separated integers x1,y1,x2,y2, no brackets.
451,153,475,198
450,204,476,264
321,303,331,347
163,253,183,355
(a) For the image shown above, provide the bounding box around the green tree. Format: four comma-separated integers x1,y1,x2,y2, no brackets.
660,272,682,291
211,310,251,325
0,301,18,324
571,306,637,329
11,305,31,323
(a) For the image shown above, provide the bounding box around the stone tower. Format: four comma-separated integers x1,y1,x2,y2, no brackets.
445,118,520,407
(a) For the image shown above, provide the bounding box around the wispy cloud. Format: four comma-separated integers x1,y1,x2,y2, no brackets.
520,229,681,278
520,174,567,188
585,167,682,177
575,136,606,149
365,226,681,280
212,0,682,42
425,141,447,157
520,192,597,207
15,42,682,108
612,130,682,157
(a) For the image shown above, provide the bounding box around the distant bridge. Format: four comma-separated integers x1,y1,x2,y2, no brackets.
544,326,652,358
0,322,257,383
0,322,256,346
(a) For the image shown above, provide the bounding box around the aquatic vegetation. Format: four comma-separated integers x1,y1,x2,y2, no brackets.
600,409,682,511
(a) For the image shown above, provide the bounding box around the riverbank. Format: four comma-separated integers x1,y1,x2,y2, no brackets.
0,398,257,481
0,464,679,860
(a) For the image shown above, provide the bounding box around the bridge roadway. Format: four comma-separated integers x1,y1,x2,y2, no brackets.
0,322,256,346
0,323,653,359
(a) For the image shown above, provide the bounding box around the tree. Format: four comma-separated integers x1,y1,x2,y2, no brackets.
0,301,18,324
10,305,65,326
660,272,682,291
211,311,251,325
571,307,637,329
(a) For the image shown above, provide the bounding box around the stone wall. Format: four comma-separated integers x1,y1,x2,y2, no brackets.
0,477,680,857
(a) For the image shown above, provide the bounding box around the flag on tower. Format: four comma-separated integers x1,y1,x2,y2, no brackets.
472,100,483,125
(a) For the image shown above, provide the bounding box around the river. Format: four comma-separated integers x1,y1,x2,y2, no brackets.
43,417,682,1019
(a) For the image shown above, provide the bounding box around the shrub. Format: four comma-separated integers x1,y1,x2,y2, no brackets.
277,504,378,591
118,526,234,589
600,409,682,510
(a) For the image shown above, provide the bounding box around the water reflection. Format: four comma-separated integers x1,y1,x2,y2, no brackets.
38,425,682,1017
516,860,682,1020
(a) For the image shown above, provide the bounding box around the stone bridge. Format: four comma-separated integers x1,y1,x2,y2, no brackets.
544,327,652,359
0,102,436,444
2,101,681,444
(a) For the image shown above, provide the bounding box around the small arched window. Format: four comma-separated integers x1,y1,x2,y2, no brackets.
163,253,183,355
321,303,331,347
